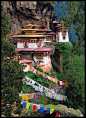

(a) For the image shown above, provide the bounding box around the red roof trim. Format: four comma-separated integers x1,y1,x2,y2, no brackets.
37,29,51,31
33,47,52,52
53,21,59,23
15,47,52,52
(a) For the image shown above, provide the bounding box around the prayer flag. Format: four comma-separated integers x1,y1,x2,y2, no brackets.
50,92,53,99
45,75,48,78
53,78,56,82
48,76,51,80
46,91,48,97
39,107,44,113
64,96,66,101
31,94,34,99
29,104,33,110
46,108,50,114
50,108,54,114
37,70,40,75
36,93,38,96
26,103,30,109
55,79,58,84
57,94,59,100
55,94,57,100
28,94,31,99
33,105,37,111
53,93,55,99
63,87,67,92
31,67,34,72
59,94,61,101
26,94,29,100
50,77,53,81
48,92,50,97
58,88,62,93
56,112,59,117
34,93,36,98
22,95,26,101
23,102,27,108
37,105,40,110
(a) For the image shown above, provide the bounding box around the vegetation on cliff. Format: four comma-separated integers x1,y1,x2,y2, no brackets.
1,4,25,117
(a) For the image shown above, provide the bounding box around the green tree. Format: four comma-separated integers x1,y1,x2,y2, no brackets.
1,4,25,117
58,42,85,115
57,1,85,56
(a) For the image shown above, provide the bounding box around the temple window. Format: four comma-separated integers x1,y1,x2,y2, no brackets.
63,35,65,40
24,41,28,48
36,53,43,59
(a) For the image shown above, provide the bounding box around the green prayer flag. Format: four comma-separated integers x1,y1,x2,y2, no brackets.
29,104,33,110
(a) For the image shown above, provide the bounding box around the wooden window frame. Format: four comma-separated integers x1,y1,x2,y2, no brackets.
36,54,43,59
63,35,65,40
24,41,28,48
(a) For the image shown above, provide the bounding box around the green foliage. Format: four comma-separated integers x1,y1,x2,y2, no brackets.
2,87,22,117
1,4,10,39
57,1,85,56
26,71,55,89
1,60,25,92
1,4,24,117
22,84,28,93
53,12,56,15
34,66,43,72
58,42,85,115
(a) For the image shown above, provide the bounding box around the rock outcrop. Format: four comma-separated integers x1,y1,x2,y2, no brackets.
1,1,56,41
11,104,83,117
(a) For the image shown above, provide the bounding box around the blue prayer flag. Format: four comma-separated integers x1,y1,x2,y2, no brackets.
46,108,50,114
23,102,27,108
55,94,57,100
63,88,67,92
39,107,44,113
50,92,53,99
36,93,38,96
58,88,62,93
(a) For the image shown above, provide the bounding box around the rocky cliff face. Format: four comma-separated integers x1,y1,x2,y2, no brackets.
1,1,56,34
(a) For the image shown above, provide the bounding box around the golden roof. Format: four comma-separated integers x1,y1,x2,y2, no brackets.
12,35,46,38
20,29,39,31
25,24,33,26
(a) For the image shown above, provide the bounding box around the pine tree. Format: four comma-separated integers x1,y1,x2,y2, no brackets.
58,42,85,115
1,4,25,117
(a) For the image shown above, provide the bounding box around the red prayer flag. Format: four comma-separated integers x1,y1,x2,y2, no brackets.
34,93,36,98
33,105,37,111
16,103,19,105
56,112,59,117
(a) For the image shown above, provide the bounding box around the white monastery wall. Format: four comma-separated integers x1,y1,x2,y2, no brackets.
28,43,37,48
57,32,69,42
17,43,24,48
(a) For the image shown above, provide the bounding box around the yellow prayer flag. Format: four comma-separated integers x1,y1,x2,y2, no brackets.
57,94,59,100
43,73,45,77
55,79,58,84
28,94,31,99
50,108,54,114
26,94,29,100
22,95,26,101
48,92,50,97
27,65,30,70
53,78,55,82
26,103,30,109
